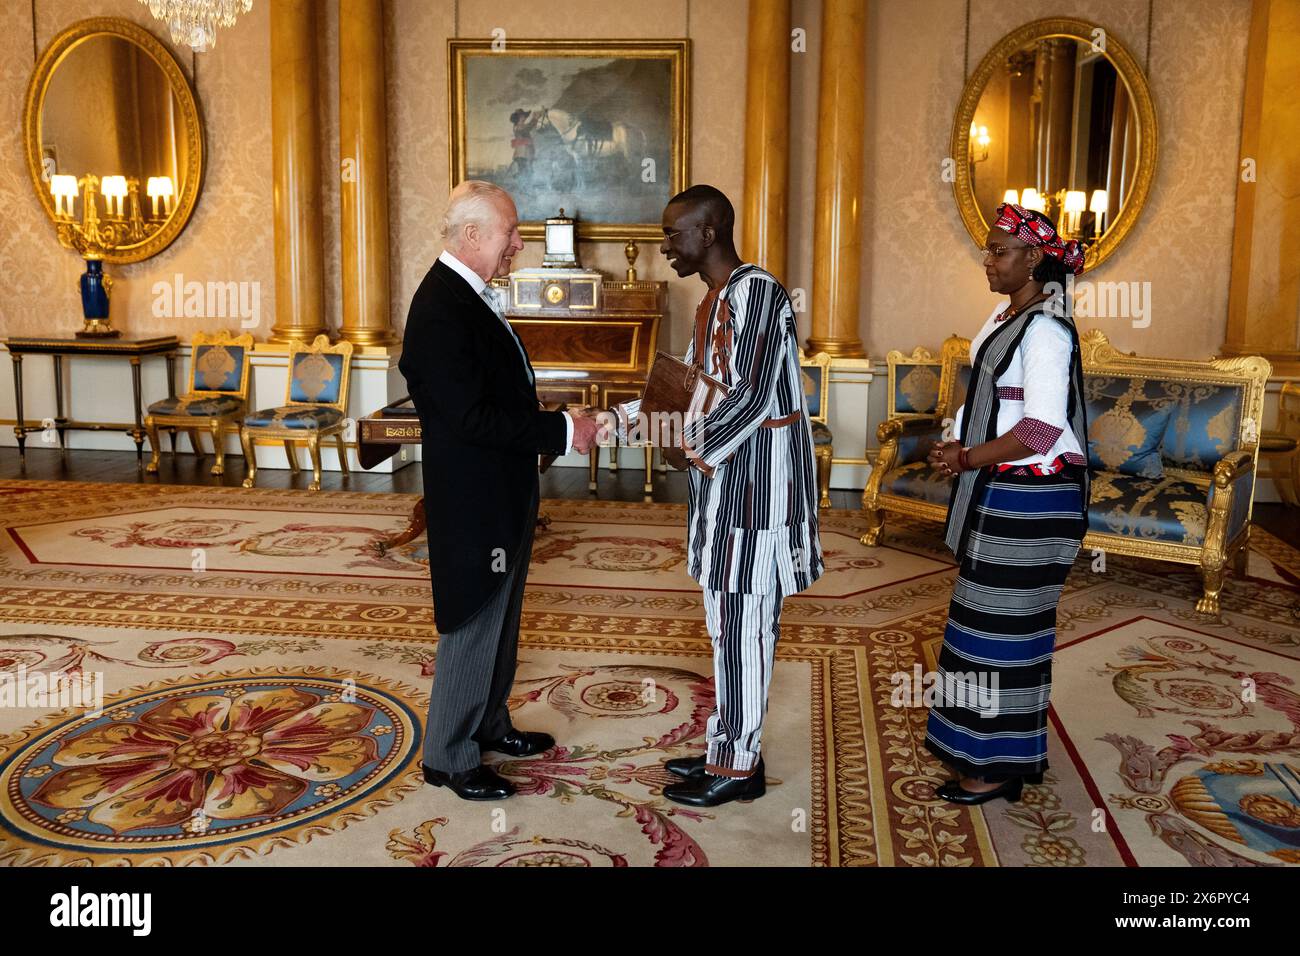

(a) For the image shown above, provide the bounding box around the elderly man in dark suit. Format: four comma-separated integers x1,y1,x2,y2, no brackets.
399,180,599,801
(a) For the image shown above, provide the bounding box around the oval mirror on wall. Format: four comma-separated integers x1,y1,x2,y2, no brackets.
23,17,205,265
951,17,1157,271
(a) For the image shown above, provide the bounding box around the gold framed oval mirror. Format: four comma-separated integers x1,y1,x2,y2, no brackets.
23,17,205,265
952,17,1156,272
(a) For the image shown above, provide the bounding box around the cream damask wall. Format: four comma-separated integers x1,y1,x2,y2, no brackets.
0,0,1252,364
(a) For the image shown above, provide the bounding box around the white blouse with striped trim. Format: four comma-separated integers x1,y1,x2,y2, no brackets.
951,304,1086,470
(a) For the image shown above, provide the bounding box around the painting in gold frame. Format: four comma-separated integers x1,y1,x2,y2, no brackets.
449,39,690,242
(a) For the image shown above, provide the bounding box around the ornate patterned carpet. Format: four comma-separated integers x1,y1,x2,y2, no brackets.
0,479,1297,867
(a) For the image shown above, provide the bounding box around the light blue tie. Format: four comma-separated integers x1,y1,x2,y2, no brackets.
481,287,534,385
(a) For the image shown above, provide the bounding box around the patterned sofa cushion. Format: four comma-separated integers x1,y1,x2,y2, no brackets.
147,394,244,417
1084,376,1176,478
897,426,946,466
244,406,344,430
1087,472,1208,547
881,461,953,507
1159,382,1243,472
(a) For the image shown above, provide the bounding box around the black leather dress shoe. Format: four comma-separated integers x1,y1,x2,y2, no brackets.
935,776,1023,805
665,754,707,779
662,760,765,807
422,764,516,801
478,729,555,758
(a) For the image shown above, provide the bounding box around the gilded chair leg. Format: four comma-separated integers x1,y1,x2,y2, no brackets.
817,446,833,509
588,447,598,493
335,433,350,480
1196,561,1225,615
643,445,654,498
240,428,257,489
208,420,226,476
609,444,619,473
144,416,162,474
860,508,884,547
307,434,323,491
187,429,203,459
283,440,300,473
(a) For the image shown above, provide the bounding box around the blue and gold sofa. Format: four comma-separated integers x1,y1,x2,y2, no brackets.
861,330,1271,614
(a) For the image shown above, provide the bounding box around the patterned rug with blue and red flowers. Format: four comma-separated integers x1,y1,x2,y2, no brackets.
0,479,1296,866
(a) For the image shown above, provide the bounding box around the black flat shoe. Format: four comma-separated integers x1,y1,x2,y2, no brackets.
665,754,707,779
478,729,555,758
662,760,765,807
422,763,516,801
935,776,1023,805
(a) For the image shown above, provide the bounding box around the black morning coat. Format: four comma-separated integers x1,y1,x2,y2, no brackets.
398,258,568,632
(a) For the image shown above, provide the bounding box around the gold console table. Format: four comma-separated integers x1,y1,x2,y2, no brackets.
5,335,179,466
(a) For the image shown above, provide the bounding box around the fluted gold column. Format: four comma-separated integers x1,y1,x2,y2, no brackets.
807,0,866,358
741,0,791,280
1224,0,1300,376
269,0,327,344
338,0,398,347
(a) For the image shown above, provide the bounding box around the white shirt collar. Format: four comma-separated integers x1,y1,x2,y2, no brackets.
438,248,488,296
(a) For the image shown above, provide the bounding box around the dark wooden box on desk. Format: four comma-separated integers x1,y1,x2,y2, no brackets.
498,275,667,494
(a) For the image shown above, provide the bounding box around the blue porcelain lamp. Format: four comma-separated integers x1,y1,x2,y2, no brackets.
50,172,121,338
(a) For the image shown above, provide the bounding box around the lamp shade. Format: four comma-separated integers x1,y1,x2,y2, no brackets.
1020,188,1044,213
50,174,78,198
1089,189,1108,214
100,175,127,199
1002,189,1020,206
147,176,174,199
1064,190,1087,214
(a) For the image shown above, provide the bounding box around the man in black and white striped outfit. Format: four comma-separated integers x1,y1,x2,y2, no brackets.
606,185,824,807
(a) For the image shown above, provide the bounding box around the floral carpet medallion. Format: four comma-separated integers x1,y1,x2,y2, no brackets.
0,480,1298,867
0,667,422,865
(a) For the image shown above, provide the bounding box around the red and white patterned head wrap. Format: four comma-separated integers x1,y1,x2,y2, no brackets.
993,202,1086,275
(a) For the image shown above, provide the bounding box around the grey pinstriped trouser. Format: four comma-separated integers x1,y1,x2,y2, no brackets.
422,493,537,773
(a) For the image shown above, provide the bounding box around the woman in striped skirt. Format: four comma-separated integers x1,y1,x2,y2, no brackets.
924,203,1090,805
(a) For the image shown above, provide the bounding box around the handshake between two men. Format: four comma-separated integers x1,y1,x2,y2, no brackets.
565,405,615,455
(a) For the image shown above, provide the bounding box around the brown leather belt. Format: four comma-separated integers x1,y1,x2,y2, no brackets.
760,411,802,429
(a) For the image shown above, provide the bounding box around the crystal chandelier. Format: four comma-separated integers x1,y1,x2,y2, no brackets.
138,0,253,52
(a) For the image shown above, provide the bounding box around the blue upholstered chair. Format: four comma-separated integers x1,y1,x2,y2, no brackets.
145,330,254,476
239,335,353,491
800,350,834,508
